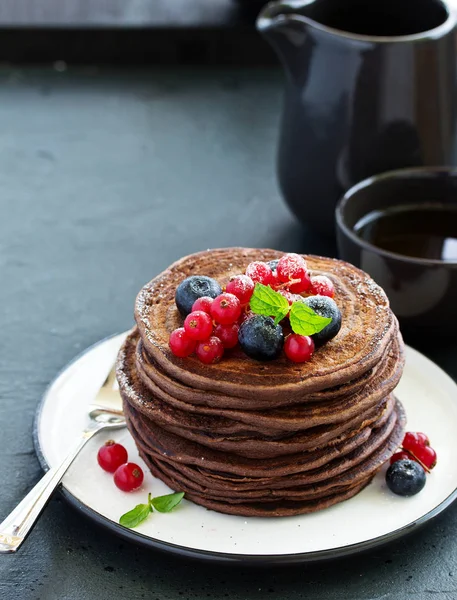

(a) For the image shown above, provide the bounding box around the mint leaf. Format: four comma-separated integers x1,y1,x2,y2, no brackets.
249,284,289,325
151,492,185,513
289,302,332,336
119,492,184,527
119,501,152,529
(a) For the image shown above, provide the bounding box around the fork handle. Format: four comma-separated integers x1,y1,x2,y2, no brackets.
0,428,99,553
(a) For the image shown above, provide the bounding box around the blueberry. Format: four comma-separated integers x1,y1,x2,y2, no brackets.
267,259,279,272
238,315,284,361
175,275,222,317
386,459,426,497
300,295,342,345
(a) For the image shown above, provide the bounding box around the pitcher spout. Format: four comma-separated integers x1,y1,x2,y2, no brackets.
257,1,315,82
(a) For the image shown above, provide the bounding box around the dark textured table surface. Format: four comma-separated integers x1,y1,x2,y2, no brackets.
1,66,457,600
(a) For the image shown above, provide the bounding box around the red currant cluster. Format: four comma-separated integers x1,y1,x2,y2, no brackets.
169,253,335,365
169,292,242,364
97,440,144,492
245,255,334,298
390,431,437,472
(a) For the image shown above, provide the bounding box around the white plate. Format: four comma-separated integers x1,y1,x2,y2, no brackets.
34,332,457,564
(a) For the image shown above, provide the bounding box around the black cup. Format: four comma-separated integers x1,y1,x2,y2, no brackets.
336,167,457,338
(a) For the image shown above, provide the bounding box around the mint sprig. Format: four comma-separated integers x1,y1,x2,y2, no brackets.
119,494,153,528
249,284,289,325
249,284,332,336
119,491,185,529
151,492,185,513
289,302,332,336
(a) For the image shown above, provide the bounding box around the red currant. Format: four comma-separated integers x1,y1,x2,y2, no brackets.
245,261,272,285
114,462,144,492
169,328,196,357
215,323,239,348
239,310,251,324
309,275,335,298
284,334,315,363
416,432,430,446
97,440,128,473
276,254,311,293
226,275,255,305
410,445,437,470
196,336,224,364
403,432,428,451
289,275,311,294
277,253,306,283
192,296,214,314
210,293,242,325
184,310,214,341
402,431,436,470
390,451,412,465
270,269,281,289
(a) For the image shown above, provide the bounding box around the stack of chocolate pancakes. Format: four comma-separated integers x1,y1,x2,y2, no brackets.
117,248,406,517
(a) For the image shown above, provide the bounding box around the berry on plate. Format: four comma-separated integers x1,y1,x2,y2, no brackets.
284,334,315,363
410,445,437,470
276,254,311,293
226,275,255,305
401,431,436,470
403,431,429,451
214,323,240,349
210,293,242,325
245,261,272,285
175,275,222,317
300,295,341,345
97,440,128,473
184,311,214,341
269,269,281,289
192,296,214,314
169,328,197,358
289,276,311,294
416,432,430,446
114,463,144,492
277,253,306,283
238,315,284,361
309,275,335,298
196,336,225,364
389,451,411,465
385,459,426,496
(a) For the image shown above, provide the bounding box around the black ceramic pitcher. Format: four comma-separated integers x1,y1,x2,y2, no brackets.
257,0,457,234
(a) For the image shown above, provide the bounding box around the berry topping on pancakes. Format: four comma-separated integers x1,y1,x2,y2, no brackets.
170,253,339,364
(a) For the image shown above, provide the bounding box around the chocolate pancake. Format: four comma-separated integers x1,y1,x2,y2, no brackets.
135,326,404,414
118,247,406,517
118,329,401,458
135,248,397,405
123,394,401,482
131,330,404,433
123,399,405,517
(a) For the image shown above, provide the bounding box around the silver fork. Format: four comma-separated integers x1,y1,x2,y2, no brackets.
0,365,125,554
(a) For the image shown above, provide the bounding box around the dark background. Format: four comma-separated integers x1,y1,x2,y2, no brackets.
0,0,272,64
1,1,457,599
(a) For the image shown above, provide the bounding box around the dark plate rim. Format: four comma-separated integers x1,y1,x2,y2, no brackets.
33,333,457,566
